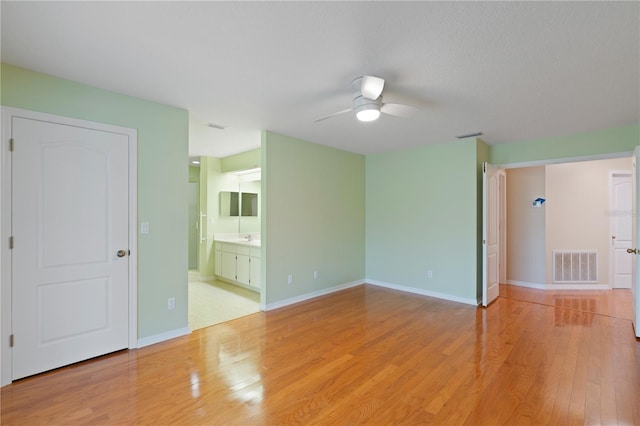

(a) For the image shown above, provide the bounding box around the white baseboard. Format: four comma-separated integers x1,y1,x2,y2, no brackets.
367,279,479,306
136,327,191,348
506,280,547,290
506,280,610,291
264,279,365,311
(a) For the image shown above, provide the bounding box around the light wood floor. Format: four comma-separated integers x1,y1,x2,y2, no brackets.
2,284,639,425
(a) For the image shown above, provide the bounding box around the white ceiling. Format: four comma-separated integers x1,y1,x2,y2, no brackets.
1,1,638,158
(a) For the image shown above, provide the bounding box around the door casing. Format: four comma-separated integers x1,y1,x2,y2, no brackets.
633,148,640,338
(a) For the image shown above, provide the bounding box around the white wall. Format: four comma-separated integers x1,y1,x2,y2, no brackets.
506,167,546,285
545,157,632,285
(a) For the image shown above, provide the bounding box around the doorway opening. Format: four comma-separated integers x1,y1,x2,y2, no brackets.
486,155,636,329
187,157,261,331
502,156,633,291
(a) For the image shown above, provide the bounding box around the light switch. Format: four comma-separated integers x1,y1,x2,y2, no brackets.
141,222,150,234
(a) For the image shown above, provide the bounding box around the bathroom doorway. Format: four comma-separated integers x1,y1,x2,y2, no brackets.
187,156,261,330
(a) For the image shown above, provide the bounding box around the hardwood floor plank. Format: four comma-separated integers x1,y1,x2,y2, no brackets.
2,284,639,425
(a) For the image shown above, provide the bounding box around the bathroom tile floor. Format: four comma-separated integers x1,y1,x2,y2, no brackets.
188,272,260,330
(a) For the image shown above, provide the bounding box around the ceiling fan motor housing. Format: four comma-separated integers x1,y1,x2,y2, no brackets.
352,75,384,121
353,94,382,111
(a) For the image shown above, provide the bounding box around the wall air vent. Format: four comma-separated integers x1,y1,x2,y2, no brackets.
552,250,597,283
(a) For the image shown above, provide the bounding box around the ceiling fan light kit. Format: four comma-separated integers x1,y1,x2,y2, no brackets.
314,75,417,123
354,94,382,122
356,108,381,122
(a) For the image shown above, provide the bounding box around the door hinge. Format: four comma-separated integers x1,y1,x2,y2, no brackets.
9,334,14,348
483,162,486,173
9,138,14,152
9,236,14,249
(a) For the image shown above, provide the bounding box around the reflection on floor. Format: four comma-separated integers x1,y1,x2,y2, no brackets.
499,283,634,321
188,271,260,330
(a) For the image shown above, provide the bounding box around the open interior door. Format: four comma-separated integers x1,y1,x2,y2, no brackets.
632,147,640,337
482,162,500,307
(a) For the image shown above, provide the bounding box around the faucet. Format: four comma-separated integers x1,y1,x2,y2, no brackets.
245,234,253,241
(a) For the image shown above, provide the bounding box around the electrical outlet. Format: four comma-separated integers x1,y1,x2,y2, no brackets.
313,270,319,280
168,297,175,310
287,274,293,284
427,270,433,279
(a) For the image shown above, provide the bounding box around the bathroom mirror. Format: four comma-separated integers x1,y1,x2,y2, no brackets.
239,178,261,234
241,192,258,216
219,191,239,217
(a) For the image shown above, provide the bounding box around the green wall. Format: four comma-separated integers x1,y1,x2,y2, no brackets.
366,138,483,304
198,157,215,279
263,131,365,305
189,165,200,182
221,148,261,173
1,64,189,340
490,125,639,165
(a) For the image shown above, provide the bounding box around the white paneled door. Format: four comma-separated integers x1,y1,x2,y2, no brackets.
610,172,633,289
482,162,500,307
10,114,132,380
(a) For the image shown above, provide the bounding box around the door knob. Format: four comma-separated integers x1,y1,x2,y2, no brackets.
626,248,637,255
116,250,128,258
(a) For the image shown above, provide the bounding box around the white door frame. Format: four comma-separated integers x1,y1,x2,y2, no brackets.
0,107,138,386
633,147,640,338
499,171,507,285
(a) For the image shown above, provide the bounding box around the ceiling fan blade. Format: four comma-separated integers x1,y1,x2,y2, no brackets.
313,108,353,123
360,76,385,100
380,103,417,117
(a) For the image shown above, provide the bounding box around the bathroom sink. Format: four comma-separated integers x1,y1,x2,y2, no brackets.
234,239,261,246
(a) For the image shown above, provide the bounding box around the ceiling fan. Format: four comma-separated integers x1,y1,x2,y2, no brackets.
314,75,417,123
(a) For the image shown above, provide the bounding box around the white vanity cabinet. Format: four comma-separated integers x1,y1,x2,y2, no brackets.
249,247,261,290
220,248,237,282
214,242,261,291
235,245,251,286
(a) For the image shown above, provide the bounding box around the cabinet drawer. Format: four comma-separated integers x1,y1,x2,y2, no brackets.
236,245,251,256
220,243,236,253
250,247,261,258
